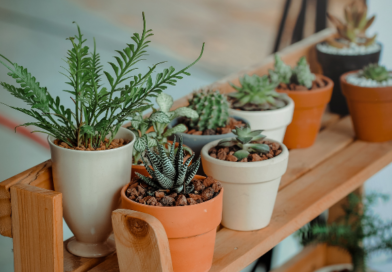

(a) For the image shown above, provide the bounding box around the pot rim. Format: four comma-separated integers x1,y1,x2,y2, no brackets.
201,137,289,167
121,174,224,210
276,74,334,94
48,126,136,154
340,70,392,90
170,115,249,139
316,41,383,56
228,95,294,116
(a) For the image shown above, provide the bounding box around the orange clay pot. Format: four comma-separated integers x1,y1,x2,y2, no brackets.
277,75,333,149
341,71,392,142
121,168,223,272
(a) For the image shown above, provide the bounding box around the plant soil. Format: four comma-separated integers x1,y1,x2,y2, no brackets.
53,138,129,151
126,176,223,207
178,117,245,136
208,140,282,162
277,77,328,91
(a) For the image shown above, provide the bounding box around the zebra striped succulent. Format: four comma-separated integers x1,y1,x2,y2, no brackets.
136,136,200,194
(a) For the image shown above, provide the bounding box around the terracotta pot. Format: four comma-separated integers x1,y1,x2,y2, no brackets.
277,75,333,149
168,116,250,175
48,127,136,258
316,42,382,115
341,71,392,142
121,170,223,272
201,139,289,231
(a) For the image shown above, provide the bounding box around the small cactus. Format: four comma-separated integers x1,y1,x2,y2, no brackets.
188,90,230,131
361,64,391,82
292,57,315,89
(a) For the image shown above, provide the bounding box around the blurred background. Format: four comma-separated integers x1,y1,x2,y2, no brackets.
0,0,391,271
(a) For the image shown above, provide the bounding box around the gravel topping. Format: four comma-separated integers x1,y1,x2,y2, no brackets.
317,42,381,56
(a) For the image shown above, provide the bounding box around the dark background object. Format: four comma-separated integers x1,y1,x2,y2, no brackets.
316,45,382,115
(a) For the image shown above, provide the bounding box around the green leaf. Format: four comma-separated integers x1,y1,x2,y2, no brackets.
233,150,249,160
156,92,173,113
248,143,270,154
149,111,171,124
173,107,198,119
134,135,147,152
163,124,187,137
104,71,114,86
80,125,94,135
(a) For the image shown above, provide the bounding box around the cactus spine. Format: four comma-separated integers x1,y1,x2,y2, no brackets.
188,90,230,131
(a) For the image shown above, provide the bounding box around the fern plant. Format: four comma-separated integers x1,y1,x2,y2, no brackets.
298,193,392,272
136,136,200,194
0,13,204,149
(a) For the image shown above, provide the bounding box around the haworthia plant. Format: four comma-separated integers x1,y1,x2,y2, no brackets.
361,63,391,82
188,90,230,131
136,136,200,194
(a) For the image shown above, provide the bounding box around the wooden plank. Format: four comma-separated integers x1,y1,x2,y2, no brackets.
88,254,119,272
270,244,327,272
277,0,303,51
279,116,354,190
0,160,53,237
11,183,63,272
63,238,111,272
112,209,173,272
209,139,392,272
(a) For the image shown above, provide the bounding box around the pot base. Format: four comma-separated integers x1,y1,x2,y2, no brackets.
67,236,116,258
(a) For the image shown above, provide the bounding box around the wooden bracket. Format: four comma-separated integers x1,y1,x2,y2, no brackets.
112,209,173,272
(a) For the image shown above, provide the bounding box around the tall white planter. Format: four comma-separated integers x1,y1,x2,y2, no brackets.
48,127,135,258
201,138,289,231
228,96,294,142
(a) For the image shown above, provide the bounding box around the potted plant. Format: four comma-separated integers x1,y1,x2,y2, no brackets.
316,0,381,115
169,90,248,173
298,193,392,272
227,74,294,141
0,13,204,257
270,55,333,149
340,64,392,142
129,92,198,174
201,125,288,231
121,137,223,272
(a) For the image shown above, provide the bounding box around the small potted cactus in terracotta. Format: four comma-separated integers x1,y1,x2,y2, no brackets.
121,137,223,272
298,193,392,272
201,125,288,231
341,64,392,142
129,92,198,174
169,90,248,172
316,0,381,115
270,55,333,149
227,74,294,141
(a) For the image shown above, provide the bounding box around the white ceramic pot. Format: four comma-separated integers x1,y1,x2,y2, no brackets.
201,138,289,231
315,264,374,272
228,96,294,142
48,127,135,258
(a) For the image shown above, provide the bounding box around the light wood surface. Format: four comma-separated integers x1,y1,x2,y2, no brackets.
0,160,52,237
11,183,63,272
112,209,173,272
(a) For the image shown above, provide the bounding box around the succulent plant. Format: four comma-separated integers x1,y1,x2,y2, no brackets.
229,74,285,111
326,0,376,48
187,90,230,131
292,57,316,89
129,93,198,164
269,55,315,89
361,63,391,82
217,125,270,160
269,54,292,85
136,136,200,194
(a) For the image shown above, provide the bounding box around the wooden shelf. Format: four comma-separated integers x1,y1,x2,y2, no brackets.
2,28,392,272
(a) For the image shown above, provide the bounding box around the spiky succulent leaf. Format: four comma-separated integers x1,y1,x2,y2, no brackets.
269,55,292,85
184,158,200,185
361,64,391,82
248,143,270,154
292,57,315,89
135,172,159,188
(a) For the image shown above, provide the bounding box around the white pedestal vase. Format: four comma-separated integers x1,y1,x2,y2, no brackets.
48,127,135,258
228,96,294,142
201,138,289,231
